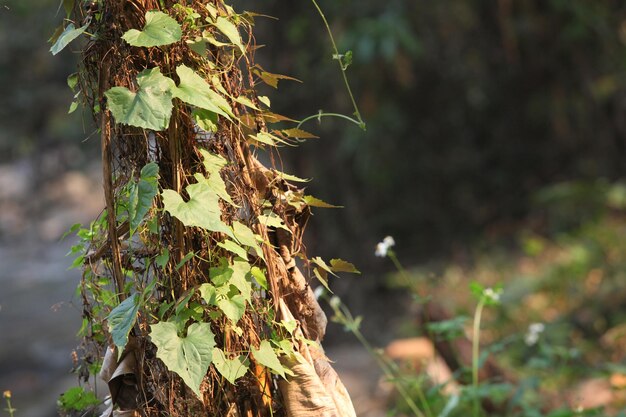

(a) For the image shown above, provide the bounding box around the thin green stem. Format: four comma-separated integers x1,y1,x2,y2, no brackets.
472,297,486,417
309,0,366,130
331,300,430,417
297,112,362,129
387,250,414,289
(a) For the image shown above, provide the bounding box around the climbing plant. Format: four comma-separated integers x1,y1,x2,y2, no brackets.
51,1,359,416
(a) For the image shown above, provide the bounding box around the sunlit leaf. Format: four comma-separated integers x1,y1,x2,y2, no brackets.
230,257,253,302
122,11,182,47
213,16,245,54
50,21,89,55
250,266,268,290
172,65,233,119
251,340,291,378
107,293,140,355
150,321,215,399
281,128,318,139
217,239,249,260
212,348,249,384
303,195,342,208
258,211,290,232
329,258,360,274
192,109,218,133
273,170,311,183
217,293,246,323
162,181,233,238
105,67,175,131
233,95,259,110
232,221,264,260
258,96,271,107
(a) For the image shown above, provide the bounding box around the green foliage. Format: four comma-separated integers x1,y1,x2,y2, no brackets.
50,21,89,55
107,293,140,355
212,16,245,55
250,340,291,378
105,67,176,131
212,348,249,384
122,11,182,47
128,162,159,234
150,321,216,399
162,180,233,238
172,65,233,119
57,386,100,412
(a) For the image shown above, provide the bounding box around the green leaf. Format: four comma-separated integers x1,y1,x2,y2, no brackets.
258,212,290,232
199,283,217,305
232,221,264,261
251,340,290,378
230,258,253,302
303,195,342,208
312,256,337,277
329,258,360,274
281,128,318,139
212,348,249,384
273,170,311,183
233,95,259,110
122,11,182,47
58,386,100,412
250,266,268,290
192,109,218,133
105,67,175,131
162,180,233,238
155,248,170,268
107,293,140,355
67,73,78,90
258,96,271,107
150,321,215,399
175,251,195,271
129,162,159,233
68,101,78,114
213,16,245,54
50,21,89,55
210,258,234,286
172,65,233,119
194,150,234,207
217,239,249,259
217,293,246,323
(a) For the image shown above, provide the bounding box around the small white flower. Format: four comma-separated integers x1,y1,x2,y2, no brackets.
383,236,395,247
375,236,395,257
484,287,501,302
524,322,545,346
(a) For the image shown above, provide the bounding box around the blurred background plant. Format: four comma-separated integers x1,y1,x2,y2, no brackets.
3,0,626,415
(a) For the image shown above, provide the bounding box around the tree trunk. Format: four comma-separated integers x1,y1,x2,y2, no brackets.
65,1,356,416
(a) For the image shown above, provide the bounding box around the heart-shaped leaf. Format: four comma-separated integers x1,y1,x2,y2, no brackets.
122,11,182,47
150,321,215,399
105,67,176,131
212,348,249,384
162,180,233,238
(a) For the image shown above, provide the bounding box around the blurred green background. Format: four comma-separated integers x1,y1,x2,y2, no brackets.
2,0,626,415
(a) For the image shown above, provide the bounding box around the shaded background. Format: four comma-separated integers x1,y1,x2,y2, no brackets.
2,0,626,415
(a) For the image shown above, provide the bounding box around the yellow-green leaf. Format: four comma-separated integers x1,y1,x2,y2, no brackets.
122,11,182,47
213,16,245,54
330,258,360,274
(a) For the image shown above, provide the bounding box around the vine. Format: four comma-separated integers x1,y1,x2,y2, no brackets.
51,1,360,416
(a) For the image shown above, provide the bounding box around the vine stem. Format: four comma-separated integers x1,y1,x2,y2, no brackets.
472,297,486,417
296,112,362,129
308,0,366,130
